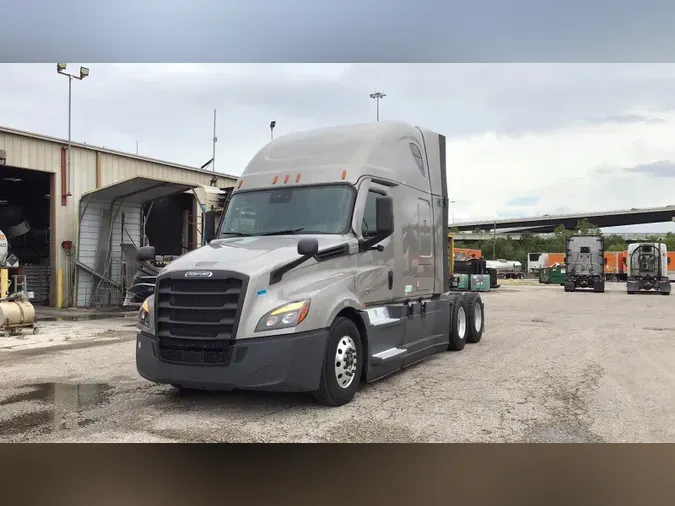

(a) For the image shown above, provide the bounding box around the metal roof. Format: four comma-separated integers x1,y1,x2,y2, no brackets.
79,176,200,205
0,124,239,181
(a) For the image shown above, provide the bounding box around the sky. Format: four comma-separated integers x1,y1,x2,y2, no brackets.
1,63,675,233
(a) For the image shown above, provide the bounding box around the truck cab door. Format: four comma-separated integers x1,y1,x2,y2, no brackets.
354,180,395,306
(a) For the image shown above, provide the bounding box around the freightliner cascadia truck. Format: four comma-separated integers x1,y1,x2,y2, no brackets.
135,122,486,406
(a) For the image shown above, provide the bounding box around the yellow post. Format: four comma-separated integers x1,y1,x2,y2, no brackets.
0,269,8,299
56,268,63,309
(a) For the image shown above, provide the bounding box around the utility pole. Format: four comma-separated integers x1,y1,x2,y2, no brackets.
212,109,217,172
136,141,139,155
369,91,386,121
493,220,497,260
450,200,456,225
56,63,89,202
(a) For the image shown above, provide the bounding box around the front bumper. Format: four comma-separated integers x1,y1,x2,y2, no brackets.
136,328,329,392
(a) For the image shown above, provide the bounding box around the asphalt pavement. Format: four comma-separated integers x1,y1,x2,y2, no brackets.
0,282,673,442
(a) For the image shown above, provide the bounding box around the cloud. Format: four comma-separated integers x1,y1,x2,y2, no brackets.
1,63,675,234
505,196,540,207
588,114,667,125
623,160,675,178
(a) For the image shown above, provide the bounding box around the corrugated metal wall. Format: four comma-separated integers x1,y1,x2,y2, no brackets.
0,128,236,307
76,200,143,307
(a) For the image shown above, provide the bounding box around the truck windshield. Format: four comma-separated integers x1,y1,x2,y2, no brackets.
219,184,355,237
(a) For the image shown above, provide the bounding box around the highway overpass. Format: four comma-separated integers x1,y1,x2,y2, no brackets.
454,232,673,241
452,205,675,233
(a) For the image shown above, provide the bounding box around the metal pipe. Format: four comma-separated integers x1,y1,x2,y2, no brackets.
67,75,72,197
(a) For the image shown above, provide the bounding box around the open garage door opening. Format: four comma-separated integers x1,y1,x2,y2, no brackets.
0,165,53,305
143,192,195,260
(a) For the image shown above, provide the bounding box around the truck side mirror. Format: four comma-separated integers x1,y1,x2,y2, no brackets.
136,245,156,262
204,210,217,243
604,257,608,264
375,196,394,238
297,237,319,257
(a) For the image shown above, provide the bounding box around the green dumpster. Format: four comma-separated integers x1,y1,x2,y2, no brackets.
549,265,566,285
539,267,551,284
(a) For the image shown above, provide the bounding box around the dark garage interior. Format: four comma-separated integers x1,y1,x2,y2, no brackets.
142,191,195,257
0,165,52,304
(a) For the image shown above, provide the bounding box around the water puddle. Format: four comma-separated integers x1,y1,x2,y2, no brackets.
37,314,134,322
0,382,112,436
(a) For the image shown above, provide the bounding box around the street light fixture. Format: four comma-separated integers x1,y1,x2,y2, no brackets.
369,91,386,121
56,63,90,203
270,121,276,141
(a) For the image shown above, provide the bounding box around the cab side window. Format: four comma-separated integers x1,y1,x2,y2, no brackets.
410,143,425,177
362,190,381,238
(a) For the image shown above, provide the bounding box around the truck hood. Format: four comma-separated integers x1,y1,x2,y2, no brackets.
163,235,348,275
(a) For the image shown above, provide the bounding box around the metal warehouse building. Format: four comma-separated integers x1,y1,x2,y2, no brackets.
0,125,238,308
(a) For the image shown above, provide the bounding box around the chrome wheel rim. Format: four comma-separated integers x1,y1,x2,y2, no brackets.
335,335,358,389
474,303,483,332
457,307,466,340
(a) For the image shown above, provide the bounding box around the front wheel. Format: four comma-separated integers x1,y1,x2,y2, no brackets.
314,317,363,407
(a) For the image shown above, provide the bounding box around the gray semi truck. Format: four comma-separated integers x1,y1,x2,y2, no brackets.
626,242,671,295
564,235,605,293
135,122,486,406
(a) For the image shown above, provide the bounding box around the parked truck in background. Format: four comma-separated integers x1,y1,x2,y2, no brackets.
135,122,486,406
527,252,564,274
626,242,671,295
564,235,605,293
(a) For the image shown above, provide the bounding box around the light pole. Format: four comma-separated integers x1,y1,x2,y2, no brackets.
270,121,276,141
212,109,217,172
450,200,456,225
369,91,386,121
56,63,89,201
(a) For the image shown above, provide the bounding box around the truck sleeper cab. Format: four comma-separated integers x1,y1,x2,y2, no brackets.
135,122,486,406
626,242,671,295
563,235,605,293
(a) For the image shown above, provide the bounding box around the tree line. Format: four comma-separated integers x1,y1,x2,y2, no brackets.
451,218,675,267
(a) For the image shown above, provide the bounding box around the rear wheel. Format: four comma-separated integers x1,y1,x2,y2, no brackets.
465,292,484,344
564,281,575,292
314,317,362,407
593,279,605,293
448,295,467,352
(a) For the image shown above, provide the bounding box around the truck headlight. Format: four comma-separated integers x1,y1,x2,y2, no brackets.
138,297,152,331
255,300,310,332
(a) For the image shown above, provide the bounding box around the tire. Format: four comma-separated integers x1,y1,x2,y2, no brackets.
564,282,575,292
465,292,484,344
314,317,363,407
594,279,605,293
627,291,635,295
447,294,467,352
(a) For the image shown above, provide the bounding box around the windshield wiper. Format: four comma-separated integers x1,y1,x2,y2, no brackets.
221,231,252,237
260,228,305,236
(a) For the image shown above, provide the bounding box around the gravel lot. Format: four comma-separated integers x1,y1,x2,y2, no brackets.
0,281,673,442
